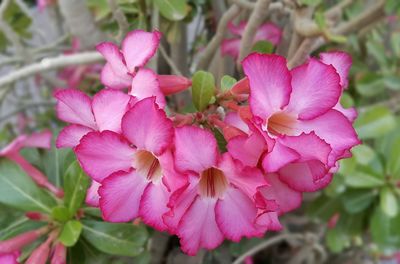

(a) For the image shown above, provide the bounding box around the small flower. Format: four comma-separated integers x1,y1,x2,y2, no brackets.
221,21,282,59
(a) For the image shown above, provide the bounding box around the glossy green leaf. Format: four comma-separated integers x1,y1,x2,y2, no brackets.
345,170,385,188
59,220,83,247
326,229,349,253
352,145,376,165
307,195,341,221
354,106,396,139
64,162,90,216
212,128,227,153
191,71,215,111
154,0,188,21
341,189,375,214
370,207,400,250
51,206,71,222
384,75,400,91
340,92,354,108
380,187,398,217
220,75,237,92
251,41,273,54
355,73,385,97
43,147,75,188
387,137,400,178
0,160,56,213
82,220,148,256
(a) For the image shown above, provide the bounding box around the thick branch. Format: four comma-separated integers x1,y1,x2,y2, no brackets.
197,5,240,70
237,0,271,65
0,52,103,88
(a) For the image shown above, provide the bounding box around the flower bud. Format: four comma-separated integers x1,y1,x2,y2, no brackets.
0,227,48,254
158,75,191,95
50,242,66,264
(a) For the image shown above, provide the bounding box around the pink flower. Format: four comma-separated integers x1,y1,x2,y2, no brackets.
96,30,167,107
55,88,132,148
75,97,185,231
241,52,360,170
0,251,20,264
221,21,282,59
163,126,270,255
0,131,62,197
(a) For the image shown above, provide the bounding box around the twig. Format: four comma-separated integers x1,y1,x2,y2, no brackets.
230,0,255,9
287,37,316,68
325,0,354,19
237,0,271,66
31,34,70,54
197,5,240,70
232,233,304,264
0,52,103,88
0,101,55,123
107,0,129,41
158,45,183,76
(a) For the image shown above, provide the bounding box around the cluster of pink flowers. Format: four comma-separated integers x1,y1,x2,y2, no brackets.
55,30,359,255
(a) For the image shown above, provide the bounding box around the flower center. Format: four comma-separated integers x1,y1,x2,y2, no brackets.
265,111,297,136
133,150,162,183
198,167,228,199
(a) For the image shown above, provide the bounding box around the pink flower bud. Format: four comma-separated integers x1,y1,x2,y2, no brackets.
0,251,20,264
50,242,66,264
0,227,48,254
328,213,340,229
231,77,249,95
158,75,192,95
25,241,51,264
25,212,48,221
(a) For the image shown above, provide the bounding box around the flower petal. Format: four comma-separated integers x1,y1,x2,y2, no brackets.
130,68,166,108
286,59,341,120
99,170,148,222
100,63,132,89
228,21,247,35
254,22,282,45
163,177,198,233
177,197,224,256
75,131,134,182
122,97,173,155
139,183,170,232
227,131,266,167
221,38,240,58
260,173,302,214
262,141,299,173
224,112,249,133
54,89,96,129
92,89,132,132
255,211,282,231
320,51,352,89
174,126,218,173
85,180,101,207
297,109,360,163
121,30,161,73
56,125,93,148
96,42,131,89
216,187,262,242
242,54,292,120
333,102,357,122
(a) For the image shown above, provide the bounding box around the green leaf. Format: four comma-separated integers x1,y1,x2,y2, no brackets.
220,75,237,92
384,74,400,91
354,106,396,139
340,92,354,108
326,229,349,253
0,160,56,213
352,145,376,165
355,73,385,97
341,189,375,214
314,11,326,29
43,146,75,188
63,162,90,216
345,170,385,188
51,206,71,222
82,220,148,257
251,41,273,54
370,207,400,250
380,187,398,217
59,220,83,247
387,136,400,178
307,195,341,221
154,0,188,21
191,71,215,111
